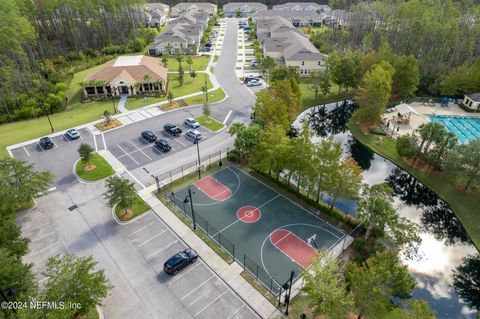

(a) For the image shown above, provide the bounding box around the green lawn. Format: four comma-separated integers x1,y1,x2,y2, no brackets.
114,194,151,221
183,87,226,106
65,64,104,105
348,121,480,251
166,56,209,72
0,100,116,158
300,81,353,110
126,73,213,110
195,115,225,132
75,153,115,181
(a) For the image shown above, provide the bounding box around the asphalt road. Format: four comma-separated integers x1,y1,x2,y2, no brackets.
10,19,255,191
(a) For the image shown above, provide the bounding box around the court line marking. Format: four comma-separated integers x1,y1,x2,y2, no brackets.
269,229,319,269
229,166,346,237
128,221,156,238
211,195,279,237
129,141,152,160
137,229,168,247
117,145,140,165
23,146,30,157
194,176,232,201
168,262,202,285
145,240,178,260
125,170,147,189
181,275,214,300
194,290,229,317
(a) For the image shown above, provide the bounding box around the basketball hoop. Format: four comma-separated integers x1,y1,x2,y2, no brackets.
306,234,318,249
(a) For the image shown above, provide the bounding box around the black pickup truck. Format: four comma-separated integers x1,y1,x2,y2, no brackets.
163,123,182,137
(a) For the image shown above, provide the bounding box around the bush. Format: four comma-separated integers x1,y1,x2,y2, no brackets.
227,149,240,163
396,135,416,158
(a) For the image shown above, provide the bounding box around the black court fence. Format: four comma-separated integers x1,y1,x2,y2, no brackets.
166,191,282,297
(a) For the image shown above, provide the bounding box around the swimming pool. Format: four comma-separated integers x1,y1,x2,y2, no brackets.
429,115,480,143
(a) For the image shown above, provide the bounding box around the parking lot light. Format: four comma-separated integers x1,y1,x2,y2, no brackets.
184,188,196,230
195,136,201,179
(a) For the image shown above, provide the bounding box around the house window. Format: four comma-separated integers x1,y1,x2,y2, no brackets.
85,87,95,95
318,61,321,66
301,61,305,66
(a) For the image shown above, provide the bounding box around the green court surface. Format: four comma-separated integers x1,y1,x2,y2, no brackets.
169,165,349,295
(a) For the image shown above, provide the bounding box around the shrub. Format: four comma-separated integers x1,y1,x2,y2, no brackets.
227,149,240,163
396,135,416,158
369,127,387,135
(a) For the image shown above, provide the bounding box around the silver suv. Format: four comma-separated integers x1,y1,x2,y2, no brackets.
185,129,202,143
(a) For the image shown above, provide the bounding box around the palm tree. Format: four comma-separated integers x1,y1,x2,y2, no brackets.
161,56,168,68
166,43,173,55
176,53,184,68
143,74,152,92
186,56,193,74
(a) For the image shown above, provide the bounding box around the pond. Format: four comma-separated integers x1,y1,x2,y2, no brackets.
295,102,478,319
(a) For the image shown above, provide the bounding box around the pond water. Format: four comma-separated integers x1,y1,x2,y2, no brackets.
295,102,478,319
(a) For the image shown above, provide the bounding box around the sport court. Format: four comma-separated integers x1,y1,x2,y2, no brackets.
170,165,349,294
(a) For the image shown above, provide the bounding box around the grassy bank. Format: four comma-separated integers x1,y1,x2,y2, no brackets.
75,153,115,181
195,115,225,131
182,87,226,106
348,120,480,251
166,56,209,72
300,81,353,110
115,195,150,221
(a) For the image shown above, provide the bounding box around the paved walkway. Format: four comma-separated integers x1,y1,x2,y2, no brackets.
137,187,279,319
117,94,128,113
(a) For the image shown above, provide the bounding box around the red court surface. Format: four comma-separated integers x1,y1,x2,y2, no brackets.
194,176,232,201
236,206,261,223
270,229,318,268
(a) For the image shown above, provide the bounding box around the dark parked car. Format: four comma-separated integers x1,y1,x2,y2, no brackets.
141,131,157,142
154,139,172,152
163,248,198,275
164,124,182,137
39,137,54,149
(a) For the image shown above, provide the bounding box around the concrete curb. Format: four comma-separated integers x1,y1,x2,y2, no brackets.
111,204,153,225
72,156,115,185
96,306,104,319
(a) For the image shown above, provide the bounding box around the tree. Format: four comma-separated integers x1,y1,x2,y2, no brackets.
103,110,112,123
326,51,362,93
0,215,30,258
270,80,302,123
260,56,276,85
0,158,54,207
285,122,315,192
78,143,94,164
328,158,362,210
355,64,393,125
393,55,420,98
388,299,436,319
312,137,343,203
42,254,112,317
270,66,300,84
161,56,168,68
445,139,480,190
453,253,480,311
104,176,137,218
167,90,174,104
190,70,197,78
309,70,322,100
302,255,352,318
346,251,416,319
254,89,290,132
396,135,416,158
175,53,184,67
178,65,184,86
415,122,447,155
320,70,332,95
186,56,193,74
228,123,261,164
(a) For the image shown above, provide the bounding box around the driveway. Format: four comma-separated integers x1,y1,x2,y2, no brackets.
18,182,259,319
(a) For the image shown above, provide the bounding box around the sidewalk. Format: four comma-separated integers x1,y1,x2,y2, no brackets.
138,188,279,319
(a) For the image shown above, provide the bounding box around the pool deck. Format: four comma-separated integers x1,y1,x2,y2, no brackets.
383,102,480,137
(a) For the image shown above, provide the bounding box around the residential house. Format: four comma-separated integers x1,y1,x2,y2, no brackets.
223,2,267,18
148,12,210,55
463,93,480,111
171,3,217,17
253,10,323,27
83,55,168,98
255,16,325,76
273,2,331,14
143,3,170,27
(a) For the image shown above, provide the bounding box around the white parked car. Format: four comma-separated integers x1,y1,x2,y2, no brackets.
66,128,80,139
247,79,262,87
185,129,202,143
184,118,200,129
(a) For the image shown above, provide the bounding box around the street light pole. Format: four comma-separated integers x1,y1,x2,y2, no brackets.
196,136,201,179
42,104,54,133
204,73,208,104
188,188,196,230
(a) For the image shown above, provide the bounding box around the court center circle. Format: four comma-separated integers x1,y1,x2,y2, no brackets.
236,206,261,223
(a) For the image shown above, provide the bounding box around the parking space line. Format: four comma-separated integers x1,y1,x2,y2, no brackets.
93,134,98,151
168,262,202,285
129,141,152,160
52,140,58,148
22,221,52,234
194,290,229,317
126,170,146,189
30,231,56,243
188,294,205,307
63,135,71,143
181,275,214,300
227,305,245,319
102,133,107,150
29,241,61,256
137,229,168,247
128,221,156,238
145,240,178,260
117,145,140,165
37,143,45,152
22,146,30,157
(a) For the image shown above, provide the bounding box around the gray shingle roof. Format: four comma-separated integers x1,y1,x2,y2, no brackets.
466,93,480,102
223,2,267,10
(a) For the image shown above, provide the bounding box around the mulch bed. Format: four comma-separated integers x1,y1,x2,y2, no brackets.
403,157,439,173
95,119,122,131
